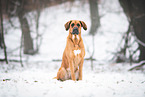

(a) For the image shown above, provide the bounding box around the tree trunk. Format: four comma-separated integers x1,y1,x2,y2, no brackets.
18,13,34,55
0,0,8,63
16,0,35,55
89,0,100,35
0,30,3,48
119,0,145,61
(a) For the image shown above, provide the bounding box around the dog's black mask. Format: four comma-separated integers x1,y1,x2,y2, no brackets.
72,27,79,35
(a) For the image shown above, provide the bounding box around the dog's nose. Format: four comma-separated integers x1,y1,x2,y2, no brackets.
72,27,79,35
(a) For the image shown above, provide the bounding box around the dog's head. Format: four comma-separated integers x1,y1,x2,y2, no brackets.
65,20,87,35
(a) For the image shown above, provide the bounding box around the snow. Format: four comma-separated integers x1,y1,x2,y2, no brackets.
0,62,145,97
0,1,145,97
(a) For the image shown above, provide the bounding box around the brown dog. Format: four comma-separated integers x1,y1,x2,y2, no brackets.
56,20,87,81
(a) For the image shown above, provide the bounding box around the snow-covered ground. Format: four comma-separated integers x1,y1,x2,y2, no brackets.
0,0,145,97
0,61,145,97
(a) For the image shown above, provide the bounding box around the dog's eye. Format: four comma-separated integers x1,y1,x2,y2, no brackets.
71,23,74,27
77,23,80,27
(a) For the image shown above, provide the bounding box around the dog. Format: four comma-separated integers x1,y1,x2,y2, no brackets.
56,20,87,81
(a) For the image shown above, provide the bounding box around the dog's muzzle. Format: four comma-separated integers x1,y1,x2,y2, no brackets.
72,27,79,35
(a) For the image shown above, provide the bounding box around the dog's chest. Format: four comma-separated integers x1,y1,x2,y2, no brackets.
72,35,79,40
72,49,81,69
73,49,81,56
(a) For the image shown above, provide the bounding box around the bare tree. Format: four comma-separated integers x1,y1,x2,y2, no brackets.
89,0,100,35
119,0,145,62
88,0,101,70
0,0,8,63
0,29,3,48
16,0,35,55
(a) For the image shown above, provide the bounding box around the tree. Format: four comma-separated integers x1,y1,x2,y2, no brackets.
18,12,35,55
4,0,73,55
0,30,3,48
119,0,145,62
16,0,35,55
89,0,100,35
0,0,8,63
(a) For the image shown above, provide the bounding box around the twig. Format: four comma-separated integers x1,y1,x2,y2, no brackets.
128,60,145,71
131,31,145,47
9,59,25,62
112,23,138,63
52,59,62,62
52,58,96,62
35,8,41,53
20,33,24,67
91,35,95,70
0,59,6,62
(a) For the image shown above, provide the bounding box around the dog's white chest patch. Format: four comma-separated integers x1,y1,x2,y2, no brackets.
76,35,79,40
72,35,75,39
72,35,79,40
73,49,81,56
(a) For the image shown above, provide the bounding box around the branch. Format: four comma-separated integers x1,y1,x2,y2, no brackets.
131,31,145,47
52,57,96,62
20,33,24,67
128,60,145,71
0,59,6,62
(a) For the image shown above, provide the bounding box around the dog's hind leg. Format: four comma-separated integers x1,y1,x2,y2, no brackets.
57,67,68,81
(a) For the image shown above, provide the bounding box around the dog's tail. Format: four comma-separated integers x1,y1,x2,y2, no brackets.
53,77,57,79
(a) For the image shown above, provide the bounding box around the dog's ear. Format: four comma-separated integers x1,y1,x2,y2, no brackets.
80,21,87,30
64,20,72,31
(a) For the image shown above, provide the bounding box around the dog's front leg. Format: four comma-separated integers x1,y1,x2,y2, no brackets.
69,60,76,81
79,58,84,80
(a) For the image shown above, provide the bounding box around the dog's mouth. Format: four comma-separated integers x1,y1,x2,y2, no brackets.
72,27,79,35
